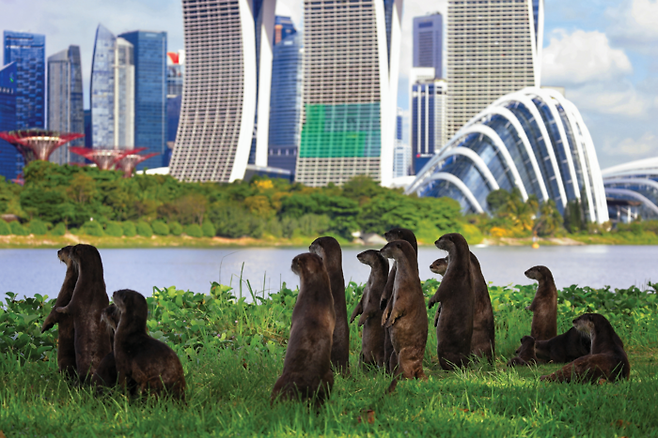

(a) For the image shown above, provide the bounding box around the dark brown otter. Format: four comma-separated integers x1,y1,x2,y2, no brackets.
540,313,630,383
271,253,335,405
380,240,427,393
53,244,111,381
429,233,474,370
113,289,186,399
309,236,349,375
41,246,78,380
380,228,418,373
525,265,558,341
507,336,537,366
90,305,121,389
350,250,388,369
535,327,591,363
469,253,495,361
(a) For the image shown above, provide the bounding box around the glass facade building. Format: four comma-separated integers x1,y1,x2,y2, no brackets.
119,31,167,170
3,31,45,130
0,62,18,180
166,51,184,167
267,18,301,175
411,78,447,174
296,0,403,187
406,87,609,224
413,13,443,77
601,158,658,222
47,45,84,165
170,0,277,182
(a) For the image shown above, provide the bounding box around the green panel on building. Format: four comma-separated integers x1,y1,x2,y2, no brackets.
299,103,381,158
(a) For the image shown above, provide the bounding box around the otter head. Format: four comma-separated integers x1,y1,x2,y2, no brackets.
57,245,75,266
516,335,535,354
291,252,325,278
356,249,377,266
309,236,341,269
384,227,417,247
101,304,121,331
435,233,468,256
112,289,148,323
379,240,412,261
429,257,448,276
524,265,550,281
573,314,596,338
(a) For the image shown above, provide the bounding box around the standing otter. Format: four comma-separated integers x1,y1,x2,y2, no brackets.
380,228,418,373
113,289,186,399
272,253,335,405
91,305,120,390
429,233,474,370
540,313,630,383
380,240,427,393
525,265,558,341
53,244,111,381
41,246,78,380
469,253,495,361
309,236,349,375
535,327,591,363
507,336,537,366
350,250,389,369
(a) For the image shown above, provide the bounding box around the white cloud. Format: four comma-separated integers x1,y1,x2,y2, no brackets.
275,0,303,30
566,82,652,117
616,132,658,156
542,29,632,85
607,0,658,46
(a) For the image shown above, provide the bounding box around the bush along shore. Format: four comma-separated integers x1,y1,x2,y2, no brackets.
3,160,658,249
1,280,658,436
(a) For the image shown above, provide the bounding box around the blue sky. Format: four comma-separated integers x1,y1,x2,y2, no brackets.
1,0,656,170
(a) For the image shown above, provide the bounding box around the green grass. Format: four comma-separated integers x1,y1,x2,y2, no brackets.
1,281,658,437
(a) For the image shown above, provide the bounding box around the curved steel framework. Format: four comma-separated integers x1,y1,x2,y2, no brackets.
406,87,609,223
0,129,84,163
602,157,658,220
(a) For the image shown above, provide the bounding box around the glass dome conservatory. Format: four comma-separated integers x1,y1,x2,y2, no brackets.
601,157,658,222
405,87,609,224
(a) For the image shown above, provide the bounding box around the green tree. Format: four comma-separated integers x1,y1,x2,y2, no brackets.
136,221,153,237
184,223,203,238
0,220,10,235
535,199,563,236
151,220,170,236
201,220,216,238
10,221,28,236
122,222,137,237
28,219,48,235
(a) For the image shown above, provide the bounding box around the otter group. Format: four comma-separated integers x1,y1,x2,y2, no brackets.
43,233,630,405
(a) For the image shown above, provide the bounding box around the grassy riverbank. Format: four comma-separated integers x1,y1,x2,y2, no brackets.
1,281,657,436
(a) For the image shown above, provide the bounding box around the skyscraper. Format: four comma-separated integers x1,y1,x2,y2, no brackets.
267,17,302,175
3,31,45,130
446,0,543,139
119,31,167,170
170,0,277,183
296,0,403,187
166,50,184,167
0,62,18,180
411,78,447,174
90,24,134,149
47,45,84,165
413,13,443,77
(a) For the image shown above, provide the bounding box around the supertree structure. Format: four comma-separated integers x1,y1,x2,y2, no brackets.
116,151,158,177
0,129,84,163
69,147,158,177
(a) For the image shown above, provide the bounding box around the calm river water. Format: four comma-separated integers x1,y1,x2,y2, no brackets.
1,245,656,301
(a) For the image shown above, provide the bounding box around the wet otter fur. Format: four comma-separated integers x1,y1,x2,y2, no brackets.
41,246,78,380
309,236,349,375
350,250,388,369
53,244,111,381
540,313,630,383
525,265,558,341
535,327,591,363
271,253,335,406
113,289,186,399
380,240,427,393
469,253,495,361
507,336,537,366
91,305,120,389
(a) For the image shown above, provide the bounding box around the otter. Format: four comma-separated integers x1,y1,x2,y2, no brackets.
380,240,427,393
507,336,537,367
468,253,495,361
380,228,418,373
113,289,186,399
350,250,389,369
309,236,349,375
53,244,111,381
429,233,474,370
535,327,591,363
90,305,120,390
41,246,78,380
525,265,558,341
540,313,630,383
271,253,335,406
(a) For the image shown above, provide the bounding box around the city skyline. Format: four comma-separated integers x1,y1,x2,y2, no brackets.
0,0,656,171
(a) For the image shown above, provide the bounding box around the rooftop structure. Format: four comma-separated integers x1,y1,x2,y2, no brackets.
601,157,658,222
0,129,84,164
413,13,443,77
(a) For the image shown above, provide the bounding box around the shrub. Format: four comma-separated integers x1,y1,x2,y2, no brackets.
105,222,124,237
169,221,183,236
49,222,66,236
122,222,136,237
81,221,105,237
151,220,170,236
10,221,28,236
136,221,153,238
0,220,10,235
183,223,203,238
201,220,216,238
28,219,49,236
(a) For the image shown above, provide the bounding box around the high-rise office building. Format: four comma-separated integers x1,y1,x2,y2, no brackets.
166,50,184,167
413,13,443,77
3,31,45,131
119,31,167,170
296,0,403,187
446,0,543,139
0,62,18,180
83,109,92,148
90,24,135,149
274,15,296,44
267,17,302,175
411,78,447,174
47,45,84,165
170,0,277,183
